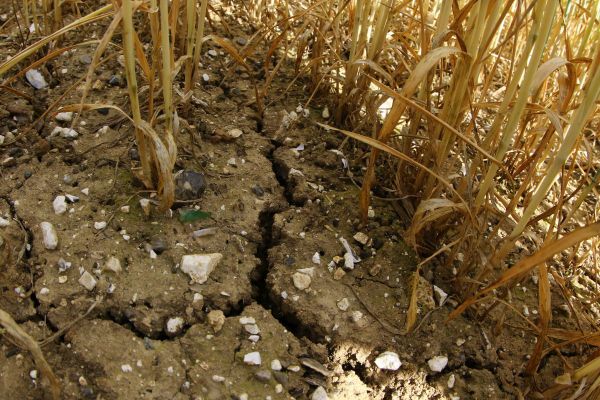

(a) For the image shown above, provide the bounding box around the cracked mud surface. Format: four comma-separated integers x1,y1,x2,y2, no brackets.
0,6,589,400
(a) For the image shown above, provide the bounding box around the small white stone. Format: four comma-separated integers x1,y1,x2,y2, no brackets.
94,221,107,230
51,126,79,139
433,285,448,306
227,128,243,138
367,207,375,218
202,73,210,82
212,375,225,382
39,287,49,295
244,324,260,335
243,352,261,365
78,271,97,291
29,370,38,380
120,205,130,213
0,217,10,227
239,316,256,325
321,107,330,119
312,252,321,265
343,252,355,270
104,257,122,273
292,272,311,290
312,386,328,400
248,335,260,343
55,112,73,122
181,253,223,284
53,195,67,214
271,359,282,371
375,351,401,371
166,317,185,334
40,222,58,250
208,49,217,57
25,69,47,89
121,364,132,373
337,298,350,311
65,194,79,203
428,356,448,372
351,310,363,323
447,374,456,389
353,232,369,245
58,276,68,284
275,384,283,394
81,188,90,195
139,198,151,215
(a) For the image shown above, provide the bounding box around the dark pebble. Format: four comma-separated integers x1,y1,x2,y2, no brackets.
129,147,140,161
8,147,24,157
251,184,265,197
24,170,32,179
273,371,289,385
79,54,92,65
284,256,295,267
96,107,109,115
150,235,169,254
332,218,340,228
235,37,247,46
372,237,384,250
108,75,123,86
254,370,272,382
143,337,154,350
81,387,94,399
175,170,207,200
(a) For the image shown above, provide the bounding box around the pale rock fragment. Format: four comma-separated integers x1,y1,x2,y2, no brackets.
244,352,261,365
374,351,401,371
428,355,448,372
78,271,97,291
292,272,311,290
40,222,58,250
181,253,222,284
53,195,67,214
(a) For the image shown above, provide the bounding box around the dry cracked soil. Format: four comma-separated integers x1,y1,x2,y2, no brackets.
0,6,588,400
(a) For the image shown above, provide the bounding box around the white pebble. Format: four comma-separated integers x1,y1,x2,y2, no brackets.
78,271,97,291
166,317,185,334
40,222,58,250
53,195,67,214
375,351,401,371
312,252,321,265
94,221,107,230
292,272,311,290
428,356,448,372
243,352,261,365
271,359,282,371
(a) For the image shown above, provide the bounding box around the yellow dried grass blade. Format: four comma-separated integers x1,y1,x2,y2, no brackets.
0,4,114,75
318,122,473,223
449,222,600,320
405,268,420,333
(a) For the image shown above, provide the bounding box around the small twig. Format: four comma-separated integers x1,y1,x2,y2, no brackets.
343,282,403,335
40,297,102,346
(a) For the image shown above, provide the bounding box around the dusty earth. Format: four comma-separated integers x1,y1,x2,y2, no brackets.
0,4,590,400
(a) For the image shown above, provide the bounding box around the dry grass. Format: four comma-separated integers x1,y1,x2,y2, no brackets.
238,0,600,396
1,0,600,397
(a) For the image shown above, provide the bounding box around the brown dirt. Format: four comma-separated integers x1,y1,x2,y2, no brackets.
0,5,589,400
